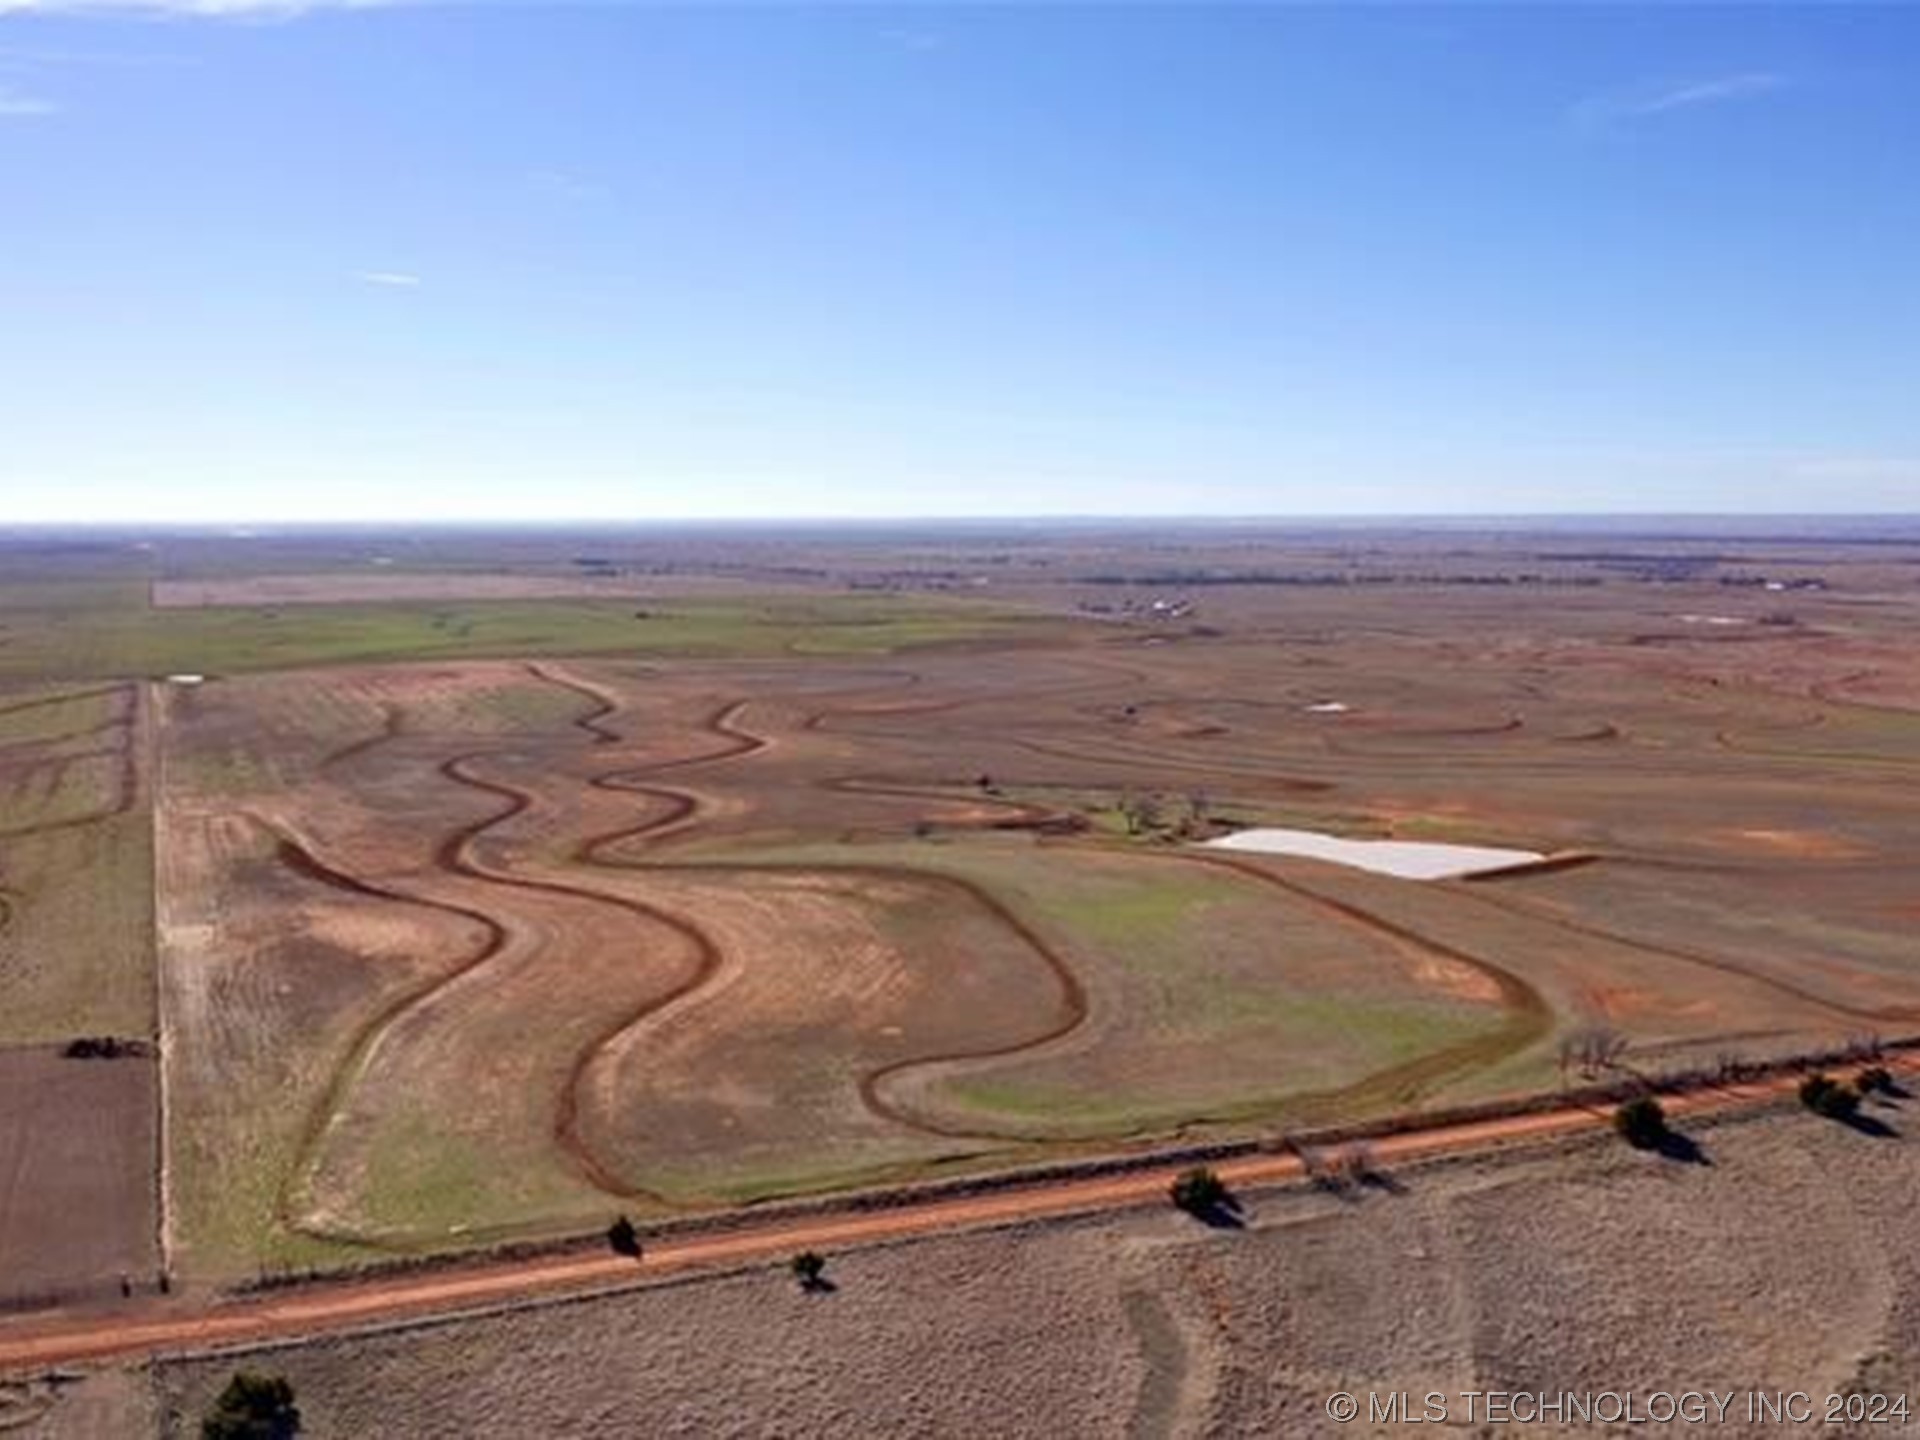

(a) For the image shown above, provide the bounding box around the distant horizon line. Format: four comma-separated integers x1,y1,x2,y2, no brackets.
6,511,1920,533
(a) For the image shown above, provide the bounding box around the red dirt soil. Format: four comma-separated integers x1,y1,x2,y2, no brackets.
2,1055,1906,1374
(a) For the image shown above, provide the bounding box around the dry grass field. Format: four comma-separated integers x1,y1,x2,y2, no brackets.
0,682,153,1043
0,676,157,1310
133,531,1920,1281
5,523,1920,1340
125,1097,1920,1439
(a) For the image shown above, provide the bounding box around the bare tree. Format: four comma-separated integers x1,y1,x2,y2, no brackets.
1558,1026,1628,1083
1119,791,1165,837
1181,790,1212,837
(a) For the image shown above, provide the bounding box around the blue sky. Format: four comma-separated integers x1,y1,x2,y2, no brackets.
2,3,1916,522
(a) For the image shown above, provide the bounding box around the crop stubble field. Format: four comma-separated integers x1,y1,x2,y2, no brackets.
5,526,1920,1297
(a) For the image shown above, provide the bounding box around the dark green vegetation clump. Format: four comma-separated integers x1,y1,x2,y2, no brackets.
1169,1166,1232,1217
790,1251,829,1291
1858,1065,1895,1096
62,1036,153,1060
1614,1095,1669,1149
1800,1073,1861,1121
607,1215,641,1259
202,1371,301,1439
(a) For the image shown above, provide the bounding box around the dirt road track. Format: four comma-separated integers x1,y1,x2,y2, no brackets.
0,1060,1899,1375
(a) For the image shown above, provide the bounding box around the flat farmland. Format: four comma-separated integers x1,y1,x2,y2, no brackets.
0,1046,156,1310
0,678,157,1310
148,557,1920,1278
0,681,152,1043
0,588,1047,685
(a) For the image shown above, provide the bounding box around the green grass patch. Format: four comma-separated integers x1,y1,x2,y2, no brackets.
1025,868,1233,958
633,1142,996,1209
0,814,153,1043
338,1111,614,1247
0,592,1055,684
942,994,1499,1133
351,1117,504,1232
661,836,1510,1139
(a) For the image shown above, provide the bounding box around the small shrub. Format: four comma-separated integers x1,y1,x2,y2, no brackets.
1169,1166,1230,1216
1615,1095,1669,1149
1858,1065,1895,1096
1801,1073,1861,1121
63,1036,151,1061
202,1371,300,1439
791,1251,828,1290
607,1215,641,1259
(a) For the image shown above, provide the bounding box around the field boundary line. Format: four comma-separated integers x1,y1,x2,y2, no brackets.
147,683,174,1291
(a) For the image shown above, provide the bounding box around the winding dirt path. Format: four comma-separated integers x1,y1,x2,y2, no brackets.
549,659,1541,1141
521,662,1546,1150
523,663,623,745
263,692,726,1226
489,679,1092,1155
573,697,767,863
793,654,1138,737
593,858,1093,1141
527,667,1096,1146
257,822,518,1240
317,704,406,773
257,671,871,1229
431,754,725,1203
248,658,1584,1243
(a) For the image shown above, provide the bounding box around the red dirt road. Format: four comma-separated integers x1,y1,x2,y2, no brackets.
0,1061,1895,1375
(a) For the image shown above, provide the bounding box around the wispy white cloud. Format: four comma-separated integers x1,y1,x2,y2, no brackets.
0,82,54,115
355,270,422,288
1571,72,1787,132
1633,72,1784,116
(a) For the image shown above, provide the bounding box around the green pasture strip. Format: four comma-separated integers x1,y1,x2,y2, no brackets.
0,592,1058,684
0,813,154,1044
